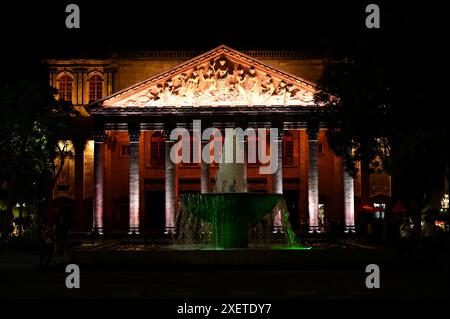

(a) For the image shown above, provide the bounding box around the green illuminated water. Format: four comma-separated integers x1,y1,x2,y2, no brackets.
270,245,312,250
178,193,298,248
176,129,301,249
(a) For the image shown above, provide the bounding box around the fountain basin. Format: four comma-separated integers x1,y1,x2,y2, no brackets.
179,193,283,248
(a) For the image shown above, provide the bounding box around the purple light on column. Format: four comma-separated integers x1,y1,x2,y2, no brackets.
308,139,319,232
165,139,176,234
129,130,140,234
93,139,104,234
344,169,355,233
272,137,283,233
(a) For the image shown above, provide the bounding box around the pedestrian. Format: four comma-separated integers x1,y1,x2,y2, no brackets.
420,215,435,260
52,214,71,264
398,217,412,260
38,218,54,270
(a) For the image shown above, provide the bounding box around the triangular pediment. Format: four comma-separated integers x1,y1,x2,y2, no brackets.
94,45,318,108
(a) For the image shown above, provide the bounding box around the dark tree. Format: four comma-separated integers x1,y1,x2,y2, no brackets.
315,32,448,234
0,80,78,246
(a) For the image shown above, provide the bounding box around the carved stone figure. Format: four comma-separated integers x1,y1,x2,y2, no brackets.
261,74,275,98
235,67,247,97
201,67,217,97
185,69,200,98
175,73,188,96
118,56,316,107
274,80,288,105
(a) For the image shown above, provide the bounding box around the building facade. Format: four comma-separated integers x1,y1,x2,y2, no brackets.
45,45,391,234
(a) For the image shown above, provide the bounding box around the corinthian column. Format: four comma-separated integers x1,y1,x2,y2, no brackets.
128,128,141,234
92,130,106,234
307,123,319,233
272,131,283,194
343,157,355,233
271,129,283,233
165,134,176,234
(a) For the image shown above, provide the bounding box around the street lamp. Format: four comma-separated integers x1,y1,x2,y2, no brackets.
441,194,449,213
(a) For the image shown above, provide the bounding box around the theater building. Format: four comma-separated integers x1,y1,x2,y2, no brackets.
45,45,391,234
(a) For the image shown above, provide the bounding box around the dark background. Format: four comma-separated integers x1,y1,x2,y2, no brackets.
0,1,439,80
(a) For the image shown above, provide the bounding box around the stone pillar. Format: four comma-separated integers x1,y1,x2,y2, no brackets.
272,129,284,233
74,67,87,105
165,134,176,234
343,157,356,233
73,139,85,231
307,123,319,233
128,128,141,234
272,131,283,194
49,68,57,88
92,131,106,234
200,140,210,194
104,67,116,96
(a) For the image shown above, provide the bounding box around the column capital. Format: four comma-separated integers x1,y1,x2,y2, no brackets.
92,130,107,142
163,117,177,136
273,128,284,140
128,129,141,142
72,137,86,149
306,121,319,141
270,115,284,130
162,127,174,140
163,124,179,141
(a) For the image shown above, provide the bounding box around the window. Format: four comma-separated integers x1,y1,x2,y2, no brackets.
120,144,130,158
58,74,73,102
89,74,103,102
150,132,165,166
283,131,294,166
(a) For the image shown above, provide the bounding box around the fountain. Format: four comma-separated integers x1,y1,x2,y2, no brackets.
177,129,296,248
73,128,307,268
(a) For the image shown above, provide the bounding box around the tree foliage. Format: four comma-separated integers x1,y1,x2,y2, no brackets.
0,80,77,242
315,54,448,215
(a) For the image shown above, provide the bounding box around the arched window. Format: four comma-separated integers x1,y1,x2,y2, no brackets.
89,74,103,102
58,74,73,102
283,131,294,166
150,132,165,166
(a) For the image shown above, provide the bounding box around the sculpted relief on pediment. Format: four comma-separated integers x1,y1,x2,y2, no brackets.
104,55,316,108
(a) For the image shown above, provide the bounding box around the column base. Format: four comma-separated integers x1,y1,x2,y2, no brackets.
272,226,284,234
308,225,321,233
164,227,176,235
128,227,140,235
344,225,356,233
92,227,103,235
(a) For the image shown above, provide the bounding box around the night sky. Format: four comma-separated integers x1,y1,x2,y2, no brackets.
0,1,440,87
